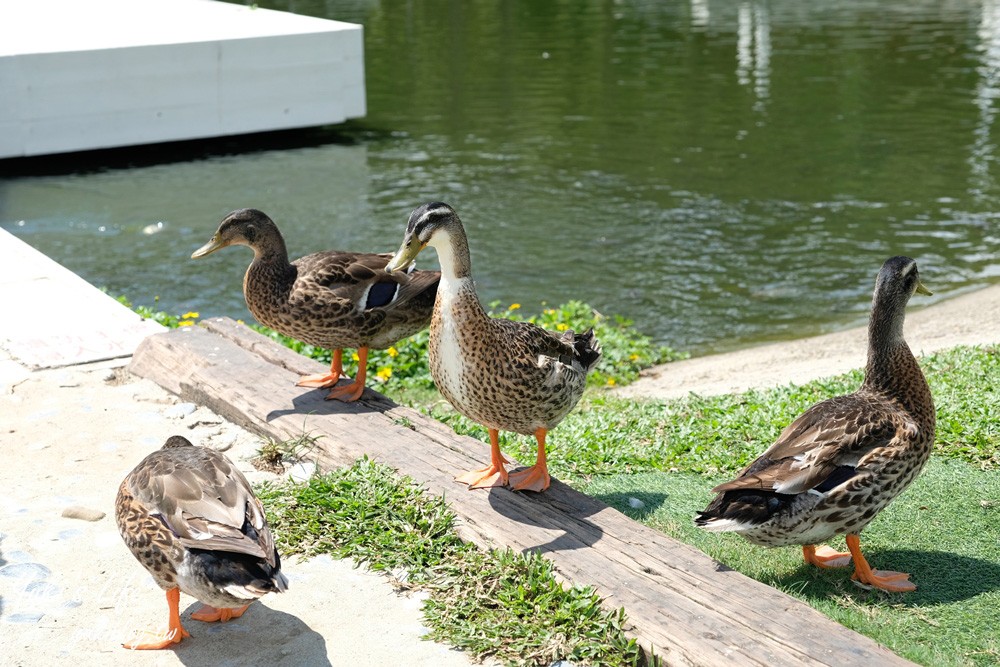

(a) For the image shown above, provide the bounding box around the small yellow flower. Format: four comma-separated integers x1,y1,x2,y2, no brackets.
606,377,616,386
182,311,199,320
544,308,555,315
376,366,393,381
178,320,194,327
387,346,398,358
509,303,521,311
629,353,640,362
237,319,245,325
352,352,360,362
556,322,569,332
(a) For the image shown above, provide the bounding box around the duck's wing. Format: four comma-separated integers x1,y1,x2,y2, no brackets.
712,393,907,496
128,448,274,562
291,250,438,322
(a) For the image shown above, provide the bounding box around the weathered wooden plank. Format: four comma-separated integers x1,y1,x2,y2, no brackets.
128,319,914,667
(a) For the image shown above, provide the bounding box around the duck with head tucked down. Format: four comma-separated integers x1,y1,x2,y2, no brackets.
696,256,935,592
385,202,602,492
115,435,288,649
192,208,439,402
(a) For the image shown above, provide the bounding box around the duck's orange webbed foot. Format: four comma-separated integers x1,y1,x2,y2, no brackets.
456,428,509,489
122,627,190,650
122,588,190,650
297,349,347,389
191,604,250,623
508,428,551,493
456,464,509,489
845,534,916,592
324,378,366,403
508,464,551,492
322,348,369,402
803,544,853,569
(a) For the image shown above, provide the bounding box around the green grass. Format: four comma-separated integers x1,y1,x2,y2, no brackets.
409,346,1000,665
122,294,999,664
427,345,1000,480
576,458,1000,666
255,458,646,667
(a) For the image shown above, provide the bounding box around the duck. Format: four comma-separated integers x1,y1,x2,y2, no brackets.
695,256,935,593
384,202,601,492
192,208,439,402
115,435,288,649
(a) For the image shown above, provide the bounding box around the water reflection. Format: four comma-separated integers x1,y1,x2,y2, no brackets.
2,0,999,354
736,1,770,112
971,0,1000,201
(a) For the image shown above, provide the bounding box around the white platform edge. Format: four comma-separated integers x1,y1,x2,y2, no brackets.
0,0,366,158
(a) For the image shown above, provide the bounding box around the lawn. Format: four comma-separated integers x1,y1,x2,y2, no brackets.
412,344,1000,666
127,297,1000,666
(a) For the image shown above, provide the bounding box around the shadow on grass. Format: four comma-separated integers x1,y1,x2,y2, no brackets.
772,548,1000,605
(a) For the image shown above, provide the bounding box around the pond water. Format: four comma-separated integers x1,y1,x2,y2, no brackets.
3,0,1000,354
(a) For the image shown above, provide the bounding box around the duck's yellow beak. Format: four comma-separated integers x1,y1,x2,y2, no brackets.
915,280,932,296
385,239,424,273
191,236,223,259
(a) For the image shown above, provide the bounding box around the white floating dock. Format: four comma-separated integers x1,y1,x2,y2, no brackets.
0,0,366,158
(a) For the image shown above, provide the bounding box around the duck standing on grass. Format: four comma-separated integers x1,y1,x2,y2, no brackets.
192,208,439,402
115,435,288,649
385,202,601,492
696,256,935,592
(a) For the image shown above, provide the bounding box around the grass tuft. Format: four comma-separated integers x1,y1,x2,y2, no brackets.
255,459,646,667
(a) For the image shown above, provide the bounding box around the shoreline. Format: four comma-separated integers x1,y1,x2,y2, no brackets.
617,282,1000,400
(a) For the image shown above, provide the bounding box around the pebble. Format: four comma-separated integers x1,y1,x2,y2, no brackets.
25,580,60,598
627,497,646,510
7,611,45,624
61,506,106,522
287,461,317,483
0,562,51,579
164,402,197,419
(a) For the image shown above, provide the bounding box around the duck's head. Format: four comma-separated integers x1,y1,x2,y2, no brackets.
385,202,461,273
192,208,279,259
874,256,933,306
162,435,194,449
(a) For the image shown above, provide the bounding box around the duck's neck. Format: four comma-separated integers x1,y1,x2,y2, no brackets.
244,234,296,303
428,224,486,314
250,230,292,268
862,295,928,412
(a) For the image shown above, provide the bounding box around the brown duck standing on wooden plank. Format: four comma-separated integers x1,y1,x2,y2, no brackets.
696,256,935,592
192,208,439,402
385,202,601,492
115,435,288,649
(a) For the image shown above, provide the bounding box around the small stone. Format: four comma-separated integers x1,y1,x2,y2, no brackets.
8,612,44,624
164,403,197,419
627,497,646,510
287,462,317,483
0,562,51,579
61,506,105,522
25,581,60,598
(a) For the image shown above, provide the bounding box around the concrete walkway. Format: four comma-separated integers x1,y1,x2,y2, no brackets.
0,228,486,667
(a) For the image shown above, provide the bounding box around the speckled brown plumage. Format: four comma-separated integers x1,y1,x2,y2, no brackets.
115,435,287,647
696,256,935,592
193,208,439,401
386,202,601,492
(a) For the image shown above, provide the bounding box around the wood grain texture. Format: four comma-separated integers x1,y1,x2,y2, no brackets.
128,318,914,667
